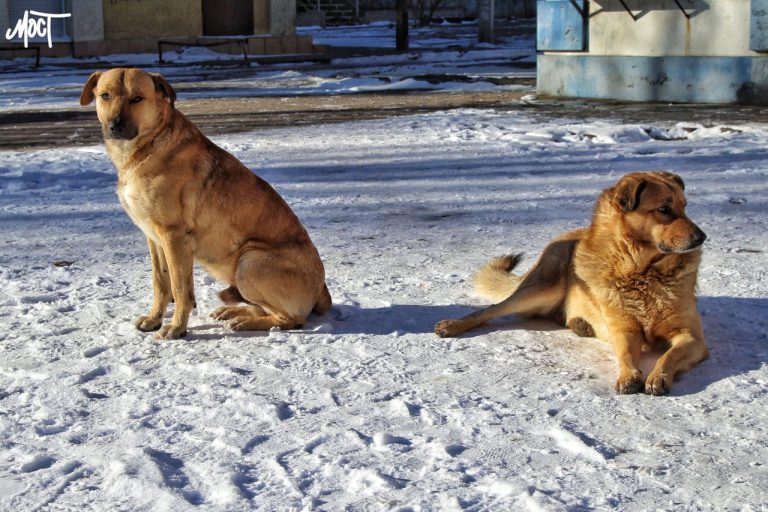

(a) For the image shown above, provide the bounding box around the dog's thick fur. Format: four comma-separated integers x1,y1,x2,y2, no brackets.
81,68,331,339
435,172,708,395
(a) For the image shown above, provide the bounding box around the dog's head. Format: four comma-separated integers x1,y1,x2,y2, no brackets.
80,68,175,141
610,171,706,254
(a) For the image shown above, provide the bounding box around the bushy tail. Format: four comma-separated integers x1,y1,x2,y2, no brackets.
313,283,332,315
473,253,524,303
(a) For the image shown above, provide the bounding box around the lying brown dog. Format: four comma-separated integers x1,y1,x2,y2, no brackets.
435,172,708,395
81,68,331,339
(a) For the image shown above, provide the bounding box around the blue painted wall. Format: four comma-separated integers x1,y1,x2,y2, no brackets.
537,0,586,51
538,55,768,104
751,0,768,51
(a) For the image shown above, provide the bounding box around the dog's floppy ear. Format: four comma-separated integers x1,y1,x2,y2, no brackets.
79,71,102,106
149,73,176,108
658,171,685,190
613,175,648,212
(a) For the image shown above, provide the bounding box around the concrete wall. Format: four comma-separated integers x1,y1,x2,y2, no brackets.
588,0,752,57
270,0,296,35
102,0,203,41
71,0,104,42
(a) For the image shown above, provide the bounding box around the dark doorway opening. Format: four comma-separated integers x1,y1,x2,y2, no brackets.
202,0,255,36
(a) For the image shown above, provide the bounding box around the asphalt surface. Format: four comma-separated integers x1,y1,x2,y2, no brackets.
0,90,538,150
4,89,768,151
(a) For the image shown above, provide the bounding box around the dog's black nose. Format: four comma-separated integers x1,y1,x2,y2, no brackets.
691,228,707,246
109,117,123,135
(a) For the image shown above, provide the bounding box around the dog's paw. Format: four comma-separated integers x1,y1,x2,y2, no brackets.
227,317,249,331
134,315,162,332
434,319,464,338
568,317,595,338
210,306,233,321
615,370,645,394
154,324,187,340
645,370,672,396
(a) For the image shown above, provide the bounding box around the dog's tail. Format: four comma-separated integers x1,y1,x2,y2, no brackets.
473,253,524,303
313,283,332,315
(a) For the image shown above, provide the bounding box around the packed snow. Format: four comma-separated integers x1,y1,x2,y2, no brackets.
1,107,766,510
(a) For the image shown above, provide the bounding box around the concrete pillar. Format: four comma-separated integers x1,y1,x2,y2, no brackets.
478,0,494,43
270,0,296,36
254,0,269,34
70,0,104,42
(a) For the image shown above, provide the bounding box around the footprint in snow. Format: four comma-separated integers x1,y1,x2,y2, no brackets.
78,366,107,384
274,401,294,421
241,435,269,455
143,447,203,505
373,432,412,448
20,454,56,473
83,346,108,358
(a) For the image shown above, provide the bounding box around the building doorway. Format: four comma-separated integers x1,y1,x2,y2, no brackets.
202,0,254,36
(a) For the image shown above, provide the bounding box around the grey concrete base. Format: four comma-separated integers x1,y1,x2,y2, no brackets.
538,54,768,104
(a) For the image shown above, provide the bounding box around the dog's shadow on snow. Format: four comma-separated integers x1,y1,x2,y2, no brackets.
671,296,768,396
313,303,477,336
188,296,767,396
314,296,768,396
187,303,478,341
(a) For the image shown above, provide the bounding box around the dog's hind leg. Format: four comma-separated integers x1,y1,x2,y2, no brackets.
435,238,576,338
211,304,267,321
210,285,268,320
435,281,566,337
224,245,324,332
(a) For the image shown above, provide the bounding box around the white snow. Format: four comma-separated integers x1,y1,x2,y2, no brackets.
1,107,767,510
0,19,766,512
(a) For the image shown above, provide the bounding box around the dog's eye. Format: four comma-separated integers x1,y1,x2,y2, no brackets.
100,93,110,101
657,206,672,215
130,96,143,104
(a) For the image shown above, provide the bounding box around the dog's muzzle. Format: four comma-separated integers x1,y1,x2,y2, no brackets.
659,227,707,254
105,117,137,140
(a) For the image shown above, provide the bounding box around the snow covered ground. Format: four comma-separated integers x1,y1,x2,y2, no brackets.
1,106,767,510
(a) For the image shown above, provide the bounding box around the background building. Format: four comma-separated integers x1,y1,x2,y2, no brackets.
1,0,310,58
537,0,768,104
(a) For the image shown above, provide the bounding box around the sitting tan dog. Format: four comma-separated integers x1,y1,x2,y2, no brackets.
81,68,331,339
435,172,708,395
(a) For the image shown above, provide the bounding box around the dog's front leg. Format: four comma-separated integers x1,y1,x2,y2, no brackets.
645,327,708,396
602,307,645,395
135,238,172,332
155,229,194,340
605,315,645,394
